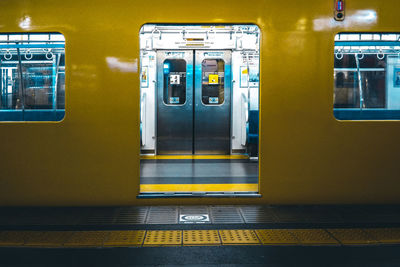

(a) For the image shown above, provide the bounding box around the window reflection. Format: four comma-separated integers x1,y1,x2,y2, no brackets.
163,59,186,105
201,59,225,105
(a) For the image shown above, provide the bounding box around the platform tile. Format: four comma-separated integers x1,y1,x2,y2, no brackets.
24,231,72,247
328,228,379,245
364,228,400,244
219,230,261,245
104,230,145,247
143,230,182,247
63,231,108,247
255,229,299,245
183,230,221,246
290,229,339,245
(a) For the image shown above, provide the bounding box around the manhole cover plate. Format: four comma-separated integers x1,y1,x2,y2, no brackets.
179,214,210,224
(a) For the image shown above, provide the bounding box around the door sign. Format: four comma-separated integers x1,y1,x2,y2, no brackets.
209,74,219,84
170,74,180,85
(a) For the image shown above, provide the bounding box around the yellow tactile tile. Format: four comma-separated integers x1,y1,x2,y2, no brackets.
328,229,379,245
24,231,72,247
364,228,400,244
255,229,299,245
290,229,339,245
143,230,182,247
219,230,261,245
183,230,221,246
103,230,145,247
63,231,108,247
0,231,27,246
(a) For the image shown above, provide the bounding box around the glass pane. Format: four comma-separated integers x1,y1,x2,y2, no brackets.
0,61,22,110
23,63,54,109
334,71,359,108
0,32,65,121
201,59,224,105
163,59,186,105
360,71,386,108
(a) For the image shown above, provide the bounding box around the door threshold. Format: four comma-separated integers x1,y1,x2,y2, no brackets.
137,192,261,198
140,155,249,160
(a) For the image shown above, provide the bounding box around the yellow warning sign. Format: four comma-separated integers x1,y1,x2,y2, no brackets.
209,74,219,84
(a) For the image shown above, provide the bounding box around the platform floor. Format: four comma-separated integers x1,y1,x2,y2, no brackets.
140,159,259,193
1,205,400,266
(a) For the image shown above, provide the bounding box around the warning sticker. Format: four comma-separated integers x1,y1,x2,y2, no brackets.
209,74,219,84
179,214,210,224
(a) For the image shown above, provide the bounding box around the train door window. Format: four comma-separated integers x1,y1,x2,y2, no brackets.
334,33,400,120
202,59,225,105
163,59,186,105
0,33,65,121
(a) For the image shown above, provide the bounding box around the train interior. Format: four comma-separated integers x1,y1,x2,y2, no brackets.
334,33,400,120
139,25,260,197
0,33,65,121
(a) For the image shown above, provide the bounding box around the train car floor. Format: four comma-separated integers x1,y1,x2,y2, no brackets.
1,205,400,266
140,159,259,194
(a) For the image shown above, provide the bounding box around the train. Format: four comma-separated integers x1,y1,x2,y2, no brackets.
0,0,399,206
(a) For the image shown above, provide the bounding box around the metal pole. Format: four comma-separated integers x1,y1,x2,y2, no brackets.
355,54,363,109
16,45,25,119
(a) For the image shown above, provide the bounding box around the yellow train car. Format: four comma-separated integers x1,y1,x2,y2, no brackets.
0,0,399,206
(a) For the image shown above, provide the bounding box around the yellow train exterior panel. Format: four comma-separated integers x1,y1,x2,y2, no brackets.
0,0,399,205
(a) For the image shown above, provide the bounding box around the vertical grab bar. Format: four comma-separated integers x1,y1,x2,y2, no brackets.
355,53,363,109
141,92,146,147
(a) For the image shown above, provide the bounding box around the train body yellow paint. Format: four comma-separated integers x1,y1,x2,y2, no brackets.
0,0,400,206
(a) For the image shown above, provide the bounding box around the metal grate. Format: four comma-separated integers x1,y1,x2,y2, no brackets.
255,229,299,245
146,206,178,224
179,206,209,215
290,229,339,245
183,230,221,246
328,229,379,245
63,231,108,247
363,228,400,244
270,206,309,223
210,206,244,224
104,230,145,247
80,209,118,225
114,207,149,224
143,230,182,246
239,206,278,223
219,230,260,245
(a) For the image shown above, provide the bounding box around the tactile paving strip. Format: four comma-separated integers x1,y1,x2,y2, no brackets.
143,230,182,246
364,228,400,244
24,231,72,247
219,230,260,245
328,229,379,245
255,229,299,245
104,231,145,247
183,230,221,246
63,231,108,247
0,231,27,246
290,229,339,245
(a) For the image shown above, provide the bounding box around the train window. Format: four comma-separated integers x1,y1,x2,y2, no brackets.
0,33,65,121
163,59,187,105
334,33,400,120
201,59,225,105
